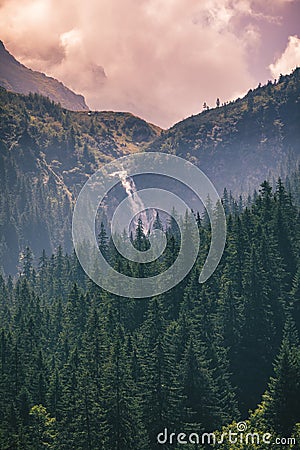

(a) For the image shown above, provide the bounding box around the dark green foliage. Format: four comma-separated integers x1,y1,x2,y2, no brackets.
262,317,300,436
0,178,299,448
2,68,300,277
0,88,161,275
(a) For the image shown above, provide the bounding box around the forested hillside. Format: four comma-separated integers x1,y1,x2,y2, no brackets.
0,88,161,273
0,179,299,449
1,68,300,449
147,68,300,194
1,68,300,275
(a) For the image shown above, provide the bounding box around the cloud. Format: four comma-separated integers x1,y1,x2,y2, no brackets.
0,0,295,127
269,35,300,78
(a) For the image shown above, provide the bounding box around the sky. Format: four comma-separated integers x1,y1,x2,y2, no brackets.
0,0,300,128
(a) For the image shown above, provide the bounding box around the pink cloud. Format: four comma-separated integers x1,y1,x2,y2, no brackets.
270,35,300,77
0,0,297,127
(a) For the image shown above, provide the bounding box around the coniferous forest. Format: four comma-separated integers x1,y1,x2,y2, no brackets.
1,177,300,449
0,64,300,450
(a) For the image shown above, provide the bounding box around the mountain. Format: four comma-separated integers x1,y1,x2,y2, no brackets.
1,46,300,450
146,68,300,194
0,40,88,111
0,88,161,273
1,65,300,274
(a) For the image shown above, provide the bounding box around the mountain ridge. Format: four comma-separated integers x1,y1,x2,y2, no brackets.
0,40,89,111
146,68,300,194
0,87,162,273
0,55,300,273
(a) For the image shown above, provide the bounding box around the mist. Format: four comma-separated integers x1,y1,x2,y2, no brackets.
0,0,298,127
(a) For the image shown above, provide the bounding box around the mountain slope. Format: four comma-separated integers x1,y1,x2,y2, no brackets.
0,88,162,273
147,69,300,194
0,40,88,111
0,88,161,189
1,68,300,274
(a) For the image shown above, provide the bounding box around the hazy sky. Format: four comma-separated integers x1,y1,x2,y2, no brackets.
0,0,300,128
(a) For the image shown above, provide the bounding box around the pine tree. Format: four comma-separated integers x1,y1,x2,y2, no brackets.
180,339,221,431
20,246,34,281
139,298,181,447
263,317,300,435
238,245,276,413
29,405,57,450
101,324,148,450
98,222,109,261
290,266,300,333
153,212,164,231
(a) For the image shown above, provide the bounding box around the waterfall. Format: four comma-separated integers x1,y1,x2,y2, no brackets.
110,170,155,233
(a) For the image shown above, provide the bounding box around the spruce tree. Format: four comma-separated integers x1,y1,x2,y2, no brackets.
263,317,300,435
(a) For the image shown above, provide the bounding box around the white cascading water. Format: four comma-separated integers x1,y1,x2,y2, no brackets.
111,170,155,233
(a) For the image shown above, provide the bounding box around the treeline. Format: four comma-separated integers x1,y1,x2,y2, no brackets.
0,179,300,449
